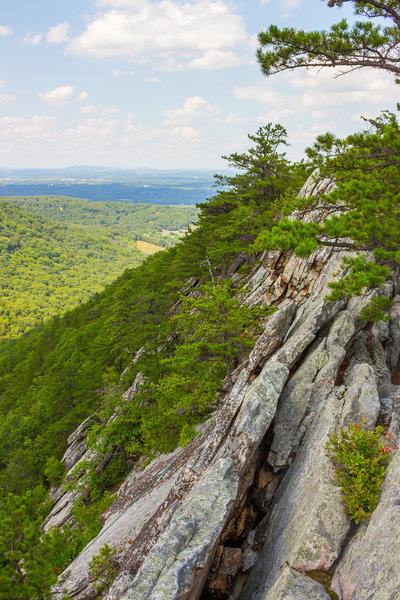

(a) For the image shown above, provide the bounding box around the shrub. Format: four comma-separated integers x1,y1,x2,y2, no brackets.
326,423,395,523
44,456,65,488
88,543,117,594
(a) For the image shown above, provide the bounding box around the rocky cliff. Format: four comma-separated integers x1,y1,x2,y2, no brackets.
50,173,400,600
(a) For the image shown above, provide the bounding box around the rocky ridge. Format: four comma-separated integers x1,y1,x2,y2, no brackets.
50,173,400,600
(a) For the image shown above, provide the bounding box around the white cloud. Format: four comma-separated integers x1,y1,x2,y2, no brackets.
163,96,218,125
22,32,43,45
0,109,219,168
112,68,134,77
0,80,16,104
38,86,88,107
169,126,203,139
186,49,246,70
78,91,89,102
311,110,328,120
220,114,246,125
0,25,12,36
97,0,144,6
0,92,16,103
80,105,97,114
290,68,399,108
67,0,248,71
257,108,295,123
163,96,244,128
0,115,55,140
232,84,279,104
46,22,69,44
310,121,336,132
80,105,119,116
259,0,302,17
146,76,161,84
260,0,302,5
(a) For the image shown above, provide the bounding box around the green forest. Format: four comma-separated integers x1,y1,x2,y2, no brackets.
0,199,197,339
1,1,400,597
6,196,198,248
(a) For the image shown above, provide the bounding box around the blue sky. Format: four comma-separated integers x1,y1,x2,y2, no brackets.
0,0,398,169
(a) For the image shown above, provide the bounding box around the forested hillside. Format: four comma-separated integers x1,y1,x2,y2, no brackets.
0,199,197,339
6,196,198,248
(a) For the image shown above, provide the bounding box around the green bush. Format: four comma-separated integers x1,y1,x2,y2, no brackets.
88,543,117,593
44,456,65,487
44,492,114,574
326,423,395,523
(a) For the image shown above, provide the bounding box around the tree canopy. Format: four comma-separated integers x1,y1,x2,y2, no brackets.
190,124,308,270
257,0,400,82
254,111,400,320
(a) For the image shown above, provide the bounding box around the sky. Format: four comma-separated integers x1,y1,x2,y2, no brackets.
0,0,398,169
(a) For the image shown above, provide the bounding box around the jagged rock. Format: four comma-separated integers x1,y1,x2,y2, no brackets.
241,390,350,600
225,361,289,459
45,373,146,532
115,362,288,600
388,296,400,371
331,447,400,600
53,447,186,599
261,567,331,600
43,415,97,531
54,358,288,600
121,458,238,600
206,546,243,596
246,302,297,373
268,310,356,470
241,548,258,573
62,417,91,469
340,362,380,429
240,354,382,600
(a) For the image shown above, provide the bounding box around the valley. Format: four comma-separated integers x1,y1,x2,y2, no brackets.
0,196,198,339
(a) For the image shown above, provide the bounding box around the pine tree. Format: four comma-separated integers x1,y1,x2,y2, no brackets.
192,124,306,269
140,280,274,450
257,1,400,83
254,112,400,319
0,491,56,600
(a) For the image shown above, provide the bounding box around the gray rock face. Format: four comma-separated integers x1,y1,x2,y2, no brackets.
246,302,297,373
268,310,356,470
121,458,238,600
53,447,185,600
241,390,350,600
227,361,289,458
261,567,332,600
110,362,289,600
240,355,382,600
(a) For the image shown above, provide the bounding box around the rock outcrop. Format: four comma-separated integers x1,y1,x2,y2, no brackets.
51,173,400,600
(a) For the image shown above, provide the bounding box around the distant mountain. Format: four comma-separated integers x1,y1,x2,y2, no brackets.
0,167,227,204
0,166,222,182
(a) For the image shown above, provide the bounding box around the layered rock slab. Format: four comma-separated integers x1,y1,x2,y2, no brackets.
240,354,381,600
260,567,332,600
117,361,289,600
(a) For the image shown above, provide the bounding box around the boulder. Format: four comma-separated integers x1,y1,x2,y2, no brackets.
260,567,332,600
